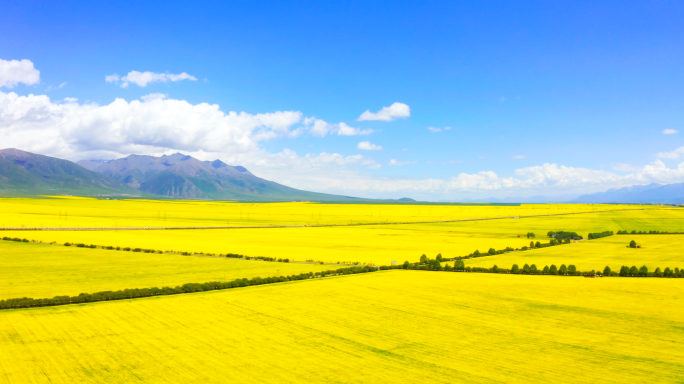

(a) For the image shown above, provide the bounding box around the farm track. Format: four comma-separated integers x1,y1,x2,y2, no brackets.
0,208,645,231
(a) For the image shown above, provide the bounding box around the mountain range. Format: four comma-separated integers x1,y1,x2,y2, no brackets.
573,183,684,204
77,153,361,201
0,148,366,201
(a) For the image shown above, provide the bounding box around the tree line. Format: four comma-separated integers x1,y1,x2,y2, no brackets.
617,230,684,235
0,266,376,310
383,259,684,278
587,231,613,239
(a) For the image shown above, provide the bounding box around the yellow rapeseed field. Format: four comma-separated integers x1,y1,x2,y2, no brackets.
0,196,640,228
0,240,333,298
4,206,684,265
463,234,684,271
0,271,682,383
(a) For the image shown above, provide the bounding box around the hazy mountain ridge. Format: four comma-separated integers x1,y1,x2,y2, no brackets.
0,148,138,196
78,153,364,201
573,183,684,204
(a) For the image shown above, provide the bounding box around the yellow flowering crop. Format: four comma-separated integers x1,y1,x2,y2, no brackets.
0,271,682,383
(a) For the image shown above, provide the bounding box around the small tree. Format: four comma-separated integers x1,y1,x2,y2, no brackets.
436,253,443,262
530,264,538,273
523,264,531,273
488,248,496,255
420,254,428,264
559,264,568,275
563,237,571,244
620,266,629,276
526,232,535,239
535,241,542,248
473,250,481,257
550,239,559,246
664,267,672,277
549,264,558,274
530,241,535,248
547,231,556,238
542,265,550,274
511,264,520,273
639,265,648,276
568,265,577,274
603,266,612,276
455,259,465,271
629,266,639,276
492,265,499,272
654,267,662,277
403,261,410,269
629,240,637,248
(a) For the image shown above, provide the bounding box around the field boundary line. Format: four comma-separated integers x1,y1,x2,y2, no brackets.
0,208,648,231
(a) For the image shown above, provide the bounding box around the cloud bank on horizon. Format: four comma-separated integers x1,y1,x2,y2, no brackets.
3,58,684,200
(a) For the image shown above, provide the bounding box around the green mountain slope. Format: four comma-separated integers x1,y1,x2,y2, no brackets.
0,149,139,196
79,153,366,201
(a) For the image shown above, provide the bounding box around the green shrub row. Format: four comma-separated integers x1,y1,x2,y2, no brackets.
0,266,377,310
383,261,684,278
587,230,613,239
617,230,684,235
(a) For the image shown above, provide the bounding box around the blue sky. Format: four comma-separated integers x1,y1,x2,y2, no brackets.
2,1,684,200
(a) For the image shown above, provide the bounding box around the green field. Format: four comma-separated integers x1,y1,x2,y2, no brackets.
463,234,684,271
0,241,333,298
1,271,682,383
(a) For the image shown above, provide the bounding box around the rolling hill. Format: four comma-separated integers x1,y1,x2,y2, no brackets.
78,153,365,201
0,148,138,196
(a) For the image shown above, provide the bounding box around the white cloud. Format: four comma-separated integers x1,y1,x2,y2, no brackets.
512,155,526,159
305,118,373,137
106,71,198,88
389,159,416,166
45,82,67,91
358,102,410,121
141,93,168,102
0,59,40,89
656,146,684,159
428,126,451,133
357,141,382,150
662,129,678,135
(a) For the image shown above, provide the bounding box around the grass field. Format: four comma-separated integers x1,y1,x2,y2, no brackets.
463,234,684,272
0,197,639,228
0,270,682,383
5,207,684,265
0,241,333,298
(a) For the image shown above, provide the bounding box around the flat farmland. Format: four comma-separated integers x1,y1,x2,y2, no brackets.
5,207,684,265
0,241,333,298
0,271,682,383
0,197,638,228
463,234,684,271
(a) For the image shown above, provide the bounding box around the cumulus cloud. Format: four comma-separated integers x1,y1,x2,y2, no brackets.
358,102,410,121
662,129,678,135
0,59,40,89
512,155,526,159
305,118,373,137
656,146,684,159
357,141,382,150
106,71,198,88
389,159,416,166
141,93,168,102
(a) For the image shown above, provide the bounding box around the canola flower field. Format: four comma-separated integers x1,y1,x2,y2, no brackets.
0,271,682,384
0,240,333,298
0,197,639,228
3,204,684,265
464,234,684,272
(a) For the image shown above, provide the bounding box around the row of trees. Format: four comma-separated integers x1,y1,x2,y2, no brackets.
0,266,377,310
388,259,684,278
587,230,614,239
547,231,583,241
617,230,683,235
